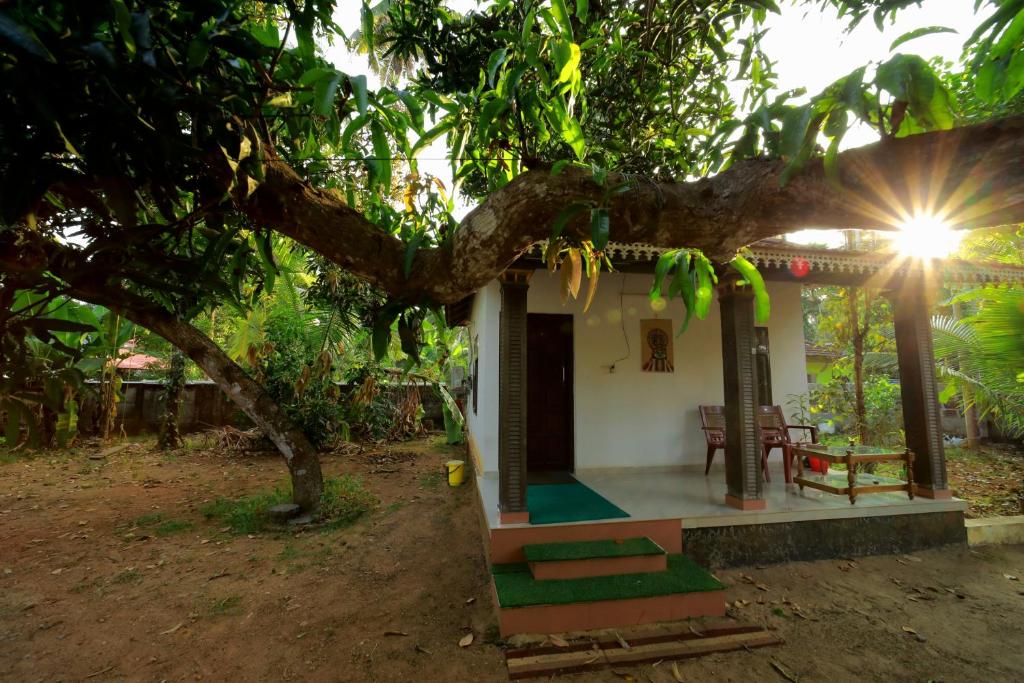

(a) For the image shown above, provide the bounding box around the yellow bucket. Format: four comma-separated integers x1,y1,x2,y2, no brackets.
445,460,466,487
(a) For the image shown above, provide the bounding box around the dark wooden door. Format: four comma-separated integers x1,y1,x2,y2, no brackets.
527,313,574,471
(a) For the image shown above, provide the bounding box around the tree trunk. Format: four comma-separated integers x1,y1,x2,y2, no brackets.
952,300,981,448
1,239,325,511
849,293,868,443
157,350,185,450
125,308,325,511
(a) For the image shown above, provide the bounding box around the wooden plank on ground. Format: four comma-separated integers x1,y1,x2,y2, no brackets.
506,629,782,679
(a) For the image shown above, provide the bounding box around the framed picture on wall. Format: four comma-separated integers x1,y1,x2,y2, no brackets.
640,318,674,372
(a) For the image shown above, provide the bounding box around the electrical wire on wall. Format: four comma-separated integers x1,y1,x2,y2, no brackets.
609,273,630,373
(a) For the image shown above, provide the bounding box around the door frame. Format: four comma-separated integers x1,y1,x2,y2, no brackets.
526,312,575,473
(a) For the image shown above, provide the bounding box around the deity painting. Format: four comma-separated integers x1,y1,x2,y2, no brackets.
641,319,674,372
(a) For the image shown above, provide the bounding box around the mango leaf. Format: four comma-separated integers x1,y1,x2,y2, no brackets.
889,26,956,51
396,89,424,132
582,254,599,313
552,201,589,239
369,119,392,193
651,250,676,298
350,74,369,116
0,10,56,62
372,304,403,361
549,0,574,39
487,47,508,87
694,254,713,319
730,255,771,323
314,70,343,116
567,248,582,299
590,207,609,250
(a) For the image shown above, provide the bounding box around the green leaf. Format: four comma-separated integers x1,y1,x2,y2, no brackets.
486,47,508,87
0,10,56,62
112,0,136,57
780,105,812,158
823,137,842,188
694,255,713,320
576,0,589,23
396,90,425,132
551,159,572,175
559,115,586,160
651,250,676,298
350,74,369,116
369,118,392,193
549,0,574,39
403,231,426,278
590,207,609,250
342,114,369,151
551,201,589,239
314,70,343,116
372,304,403,361
889,26,956,51
730,255,770,323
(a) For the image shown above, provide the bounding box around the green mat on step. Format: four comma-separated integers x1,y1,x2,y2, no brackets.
525,480,629,525
492,554,724,608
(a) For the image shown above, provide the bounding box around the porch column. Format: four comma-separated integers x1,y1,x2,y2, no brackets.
891,274,950,498
498,270,531,523
718,279,766,510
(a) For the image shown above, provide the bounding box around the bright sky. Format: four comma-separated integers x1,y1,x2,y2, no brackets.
327,0,985,248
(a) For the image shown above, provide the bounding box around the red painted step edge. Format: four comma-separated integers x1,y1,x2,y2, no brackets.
529,553,667,580
497,589,727,637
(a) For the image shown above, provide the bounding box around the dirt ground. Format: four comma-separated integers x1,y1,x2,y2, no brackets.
945,443,1024,517
2,435,1023,683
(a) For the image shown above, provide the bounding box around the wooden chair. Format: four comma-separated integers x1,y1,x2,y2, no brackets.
699,405,726,475
757,405,819,484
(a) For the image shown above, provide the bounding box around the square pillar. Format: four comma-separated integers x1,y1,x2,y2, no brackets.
498,270,531,523
892,274,950,498
718,281,766,510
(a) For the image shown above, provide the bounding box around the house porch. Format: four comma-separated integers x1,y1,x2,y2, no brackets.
476,461,967,568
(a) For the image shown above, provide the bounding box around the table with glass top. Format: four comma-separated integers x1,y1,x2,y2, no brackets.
793,442,916,505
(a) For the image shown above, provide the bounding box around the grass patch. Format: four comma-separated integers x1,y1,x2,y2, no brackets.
132,512,164,526
209,595,243,616
113,568,142,584
202,476,375,534
155,519,193,536
419,470,444,490
0,451,18,465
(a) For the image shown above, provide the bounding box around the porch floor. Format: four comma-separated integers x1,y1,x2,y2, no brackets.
478,462,966,530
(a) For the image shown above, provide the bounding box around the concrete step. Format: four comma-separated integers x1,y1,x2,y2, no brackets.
489,517,682,564
524,537,667,580
492,554,726,637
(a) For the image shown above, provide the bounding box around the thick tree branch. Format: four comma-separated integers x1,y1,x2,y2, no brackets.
245,116,1024,304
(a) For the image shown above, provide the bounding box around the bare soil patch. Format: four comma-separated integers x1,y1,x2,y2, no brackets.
2,435,1023,682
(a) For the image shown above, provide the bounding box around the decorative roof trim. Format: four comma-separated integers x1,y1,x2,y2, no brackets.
524,241,1024,285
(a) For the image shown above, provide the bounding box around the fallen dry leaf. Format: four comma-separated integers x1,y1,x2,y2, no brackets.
614,631,631,650
384,630,408,637
1004,574,1019,581
458,633,474,647
465,597,476,605
672,661,684,682
549,634,569,648
160,622,184,635
901,626,917,635
756,582,770,591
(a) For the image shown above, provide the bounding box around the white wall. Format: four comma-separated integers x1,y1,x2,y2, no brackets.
527,272,809,471
466,281,501,474
465,271,809,474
